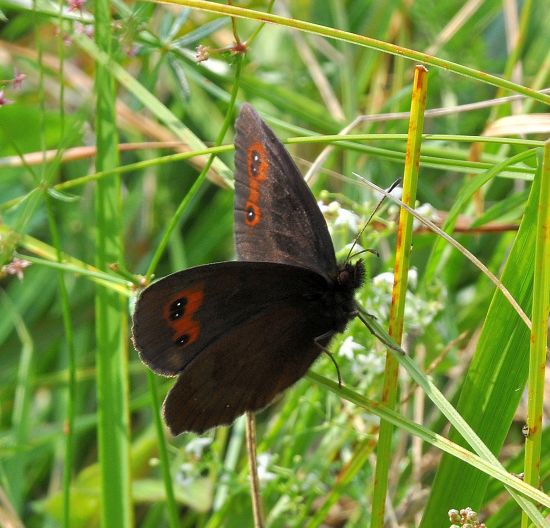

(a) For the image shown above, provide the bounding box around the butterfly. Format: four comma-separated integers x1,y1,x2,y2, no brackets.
132,104,365,435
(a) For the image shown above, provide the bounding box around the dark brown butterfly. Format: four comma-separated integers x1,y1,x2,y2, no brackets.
132,104,364,435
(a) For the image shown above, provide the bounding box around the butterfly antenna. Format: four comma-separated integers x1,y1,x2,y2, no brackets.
349,248,380,260
345,179,401,264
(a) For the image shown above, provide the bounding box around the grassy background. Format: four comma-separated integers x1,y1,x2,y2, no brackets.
0,1,549,527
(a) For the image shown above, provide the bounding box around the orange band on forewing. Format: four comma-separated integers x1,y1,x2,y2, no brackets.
245,142,268,226
163,285,204,347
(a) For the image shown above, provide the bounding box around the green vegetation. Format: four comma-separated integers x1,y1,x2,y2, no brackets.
0,1,549,527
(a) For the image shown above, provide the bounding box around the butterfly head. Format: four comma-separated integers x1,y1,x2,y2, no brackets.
337,260,365,291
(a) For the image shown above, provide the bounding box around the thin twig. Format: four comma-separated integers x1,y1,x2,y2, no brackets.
245,412,265,528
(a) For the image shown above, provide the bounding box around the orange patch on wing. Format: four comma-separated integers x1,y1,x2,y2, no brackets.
163,284,204,347
245,142,268,226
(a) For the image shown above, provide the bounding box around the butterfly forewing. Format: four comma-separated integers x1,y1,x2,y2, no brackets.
234,104,338,278
132,261,328,376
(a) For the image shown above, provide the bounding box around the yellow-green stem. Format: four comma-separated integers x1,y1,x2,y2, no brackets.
371,65,428,527
521,141,550,528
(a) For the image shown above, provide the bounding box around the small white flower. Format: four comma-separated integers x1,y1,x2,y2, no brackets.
356,351,385,374
342,242,366,259
360,413,380,426
373,271,394,287
175,463,196,487
184,437,212,458
388,185,403,200
408,268,418,289
328,201,340,214
334,207,361,231
339,336,365,359
318,200,361,232
413,202,439,230
257,453,276,483
371,269,416,290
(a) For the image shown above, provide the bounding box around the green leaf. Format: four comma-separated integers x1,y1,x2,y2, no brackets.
420,151,542,526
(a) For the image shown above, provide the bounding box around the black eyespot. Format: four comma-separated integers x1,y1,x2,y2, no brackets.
250,150,262,176
171,297,187,311
175,334,190,346
170,297,187,319
247,207,255,221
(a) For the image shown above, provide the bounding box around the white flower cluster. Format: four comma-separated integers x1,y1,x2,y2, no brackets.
365,269,445,331
317,200,361,232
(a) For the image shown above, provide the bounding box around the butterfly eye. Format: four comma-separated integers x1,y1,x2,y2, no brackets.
338,269,350,286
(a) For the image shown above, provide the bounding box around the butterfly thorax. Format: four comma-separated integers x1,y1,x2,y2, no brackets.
317,260,365,333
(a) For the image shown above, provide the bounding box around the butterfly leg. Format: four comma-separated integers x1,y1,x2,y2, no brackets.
355,303,376,319
313,332,343,389
355,309,406,355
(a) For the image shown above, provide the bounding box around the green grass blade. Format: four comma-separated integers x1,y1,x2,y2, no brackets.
94,0,132,525
0,292,34,513
145,55,243,280
146,372,180,528
371,65,428,527
352,315,549,526
521,141,550,527
74,35,231,188
420,151,544,526
172,0,550,105
44,197,77,528
307,371,550,511
423,148,538,284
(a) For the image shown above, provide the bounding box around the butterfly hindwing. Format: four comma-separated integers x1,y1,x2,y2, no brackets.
234,104,338,278
163,301,326,435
